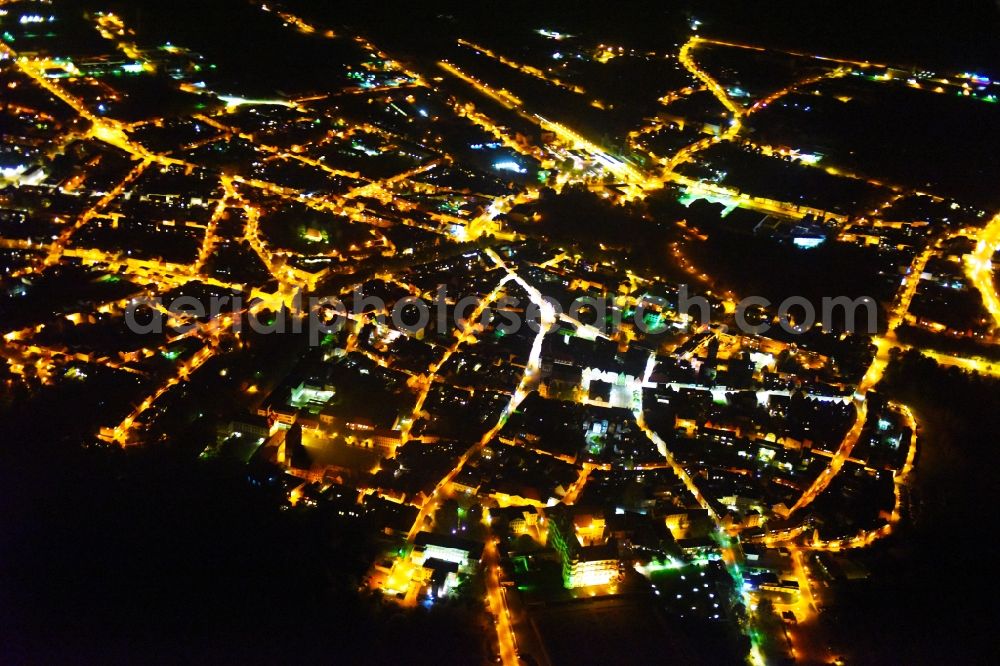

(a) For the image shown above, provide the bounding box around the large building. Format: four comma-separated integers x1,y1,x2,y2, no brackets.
546,508,622,588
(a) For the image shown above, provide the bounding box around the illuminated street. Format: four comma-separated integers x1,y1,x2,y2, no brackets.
1,2,997,664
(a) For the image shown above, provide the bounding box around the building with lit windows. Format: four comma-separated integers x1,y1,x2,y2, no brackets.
546,508,622,588
412,531,484,568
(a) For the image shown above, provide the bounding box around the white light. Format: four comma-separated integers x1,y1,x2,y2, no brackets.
493,161,526,174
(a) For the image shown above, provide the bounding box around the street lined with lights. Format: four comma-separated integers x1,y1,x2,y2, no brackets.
4,8,998,664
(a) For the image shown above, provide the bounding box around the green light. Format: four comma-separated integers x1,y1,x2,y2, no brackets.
642,558,683,573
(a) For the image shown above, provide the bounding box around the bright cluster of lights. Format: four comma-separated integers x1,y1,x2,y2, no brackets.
19,14,55,24
493,160,526,174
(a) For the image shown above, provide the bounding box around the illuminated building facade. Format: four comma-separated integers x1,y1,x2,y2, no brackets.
546,509,621,588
